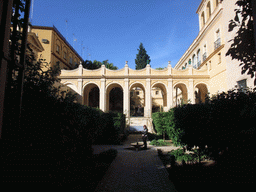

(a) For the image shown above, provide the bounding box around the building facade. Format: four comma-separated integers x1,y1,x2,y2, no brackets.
175,0,255,93
59,62,209,132
31,25,83,70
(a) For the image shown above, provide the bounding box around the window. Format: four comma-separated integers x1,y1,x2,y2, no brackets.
156,91,159,95
203,44,207,61
206,2,211,20
197,49,201,68
192,54,196,68
214,29,221,50
201,12,206,27
69,57,72,64
56,44,60,53
237,79,247,91
215,0,219,7
64,52,67,59
136,91,139,95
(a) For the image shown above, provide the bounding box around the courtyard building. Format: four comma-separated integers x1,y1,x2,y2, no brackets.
59,0,255,132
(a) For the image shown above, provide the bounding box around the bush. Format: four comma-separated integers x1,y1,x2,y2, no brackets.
150,139,170,146
152,109,183,146
169,149,201,164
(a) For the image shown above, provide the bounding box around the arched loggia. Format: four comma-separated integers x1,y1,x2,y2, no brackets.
83,83,100,108
195,83,208,104
173,83,188,106
130,83,145,117
152,83,167,112
106,83,123,113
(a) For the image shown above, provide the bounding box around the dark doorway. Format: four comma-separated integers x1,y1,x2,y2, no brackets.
89,87,99,108
109,87,123,113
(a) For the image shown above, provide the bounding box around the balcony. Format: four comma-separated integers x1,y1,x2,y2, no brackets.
214,38,221,50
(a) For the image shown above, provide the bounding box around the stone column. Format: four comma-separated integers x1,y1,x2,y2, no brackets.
77,79,83,104
167,79,173,110
100,78,106,112
145,78,152,117
123,78,130,117
77,63,83,104
188,79,195,104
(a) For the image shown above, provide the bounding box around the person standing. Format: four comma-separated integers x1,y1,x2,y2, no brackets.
142,125,148,149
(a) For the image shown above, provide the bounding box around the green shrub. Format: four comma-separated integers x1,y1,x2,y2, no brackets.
150,139,170,146
169,148,209,164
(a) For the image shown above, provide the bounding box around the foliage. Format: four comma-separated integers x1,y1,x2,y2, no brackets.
150,139,170,146
82,59,118,70
173,88,256,160
152,109,183,146
168,149,206,164
109,112,126,135
155,67,166,70
226,0,256,85
135,43,151,70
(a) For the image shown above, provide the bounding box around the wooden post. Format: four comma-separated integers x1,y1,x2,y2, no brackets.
0,0,14,138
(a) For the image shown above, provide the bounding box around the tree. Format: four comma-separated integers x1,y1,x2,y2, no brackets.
82,59,118,70
135,43,151,70
226,0,256,85
155,67,166,70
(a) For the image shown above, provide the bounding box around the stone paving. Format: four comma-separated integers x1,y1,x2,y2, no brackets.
92,134,178,192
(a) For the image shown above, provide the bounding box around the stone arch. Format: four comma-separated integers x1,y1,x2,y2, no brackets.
194,83,209,104
173,82,188,106
83,82,100,107
106,83,123,112
151,82,167,112
130,82,146,117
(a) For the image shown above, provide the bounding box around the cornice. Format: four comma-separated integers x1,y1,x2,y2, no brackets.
59,75,210,80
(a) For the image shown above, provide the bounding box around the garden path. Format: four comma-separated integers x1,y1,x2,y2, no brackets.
92,134,178,192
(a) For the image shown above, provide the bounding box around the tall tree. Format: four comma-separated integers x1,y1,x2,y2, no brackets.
135,43,151,70
226,0,256,85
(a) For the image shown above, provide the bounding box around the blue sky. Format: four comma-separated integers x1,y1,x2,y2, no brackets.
31,0,202,69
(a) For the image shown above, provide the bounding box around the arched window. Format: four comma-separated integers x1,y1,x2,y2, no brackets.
201,12,206,27
206,2,211,20
214,29,221,49
188,59,192,65
216,0,219,7
197,49,201,68
192,54,196,68
203,44,207,61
